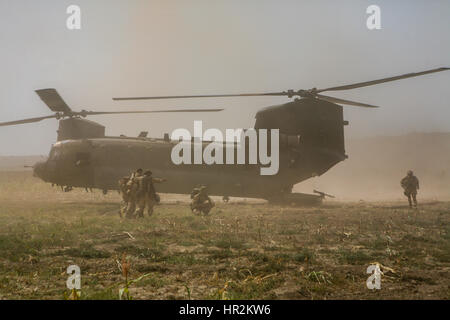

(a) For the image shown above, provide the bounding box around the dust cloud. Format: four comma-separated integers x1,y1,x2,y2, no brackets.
295,132,450,201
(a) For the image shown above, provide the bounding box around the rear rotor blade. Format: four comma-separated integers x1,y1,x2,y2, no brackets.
0,115,57,127
113,92,286,101
35,89,72,113
317,67,450,93
316,94,379,108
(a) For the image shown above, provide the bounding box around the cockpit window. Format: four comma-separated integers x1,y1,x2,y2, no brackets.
49,147,62,160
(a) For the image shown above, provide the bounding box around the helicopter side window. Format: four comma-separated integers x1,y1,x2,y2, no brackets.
75,152,91,167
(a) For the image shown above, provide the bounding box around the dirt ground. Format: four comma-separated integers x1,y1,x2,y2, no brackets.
0,171,448,300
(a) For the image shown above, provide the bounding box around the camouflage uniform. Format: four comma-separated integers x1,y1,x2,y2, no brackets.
118,176,130,218
124,169,143,218
134,171,165,218
401,170,419,208
191,186,214,215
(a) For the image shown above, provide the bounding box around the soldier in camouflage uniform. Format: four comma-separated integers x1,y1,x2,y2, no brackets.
134,170,166,218
118,176,131,218
190,186,214,215
124,168,143,218
401,170,420,208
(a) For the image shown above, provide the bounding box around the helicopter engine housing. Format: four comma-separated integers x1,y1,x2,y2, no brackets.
57,118,105,141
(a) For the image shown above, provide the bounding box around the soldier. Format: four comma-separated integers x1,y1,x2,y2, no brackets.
130,168,143,180
134,170,166,218
401,170,420,208
191,186,214,215
124,168,144,218
118,176,130,218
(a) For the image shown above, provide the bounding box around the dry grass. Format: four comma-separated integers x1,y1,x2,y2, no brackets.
0,171,449,299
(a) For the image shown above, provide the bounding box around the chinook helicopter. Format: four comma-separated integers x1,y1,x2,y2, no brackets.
1,67,448,204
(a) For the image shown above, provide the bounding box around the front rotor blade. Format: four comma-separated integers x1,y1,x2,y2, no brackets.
113,92,285,101
80,109,224,116
317,67,450,93
0,115,57,127
316,94,379,108
35,89,72,113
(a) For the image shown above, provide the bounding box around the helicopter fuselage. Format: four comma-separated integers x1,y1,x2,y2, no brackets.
33,98,348,200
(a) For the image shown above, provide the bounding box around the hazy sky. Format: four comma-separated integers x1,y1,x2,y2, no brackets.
0,0,449,156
